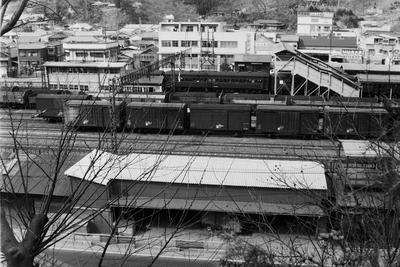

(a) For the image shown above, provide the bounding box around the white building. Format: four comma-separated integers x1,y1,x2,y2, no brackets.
62,36,119,62
158,21,255,71
297,11,334,36
43,61,129,93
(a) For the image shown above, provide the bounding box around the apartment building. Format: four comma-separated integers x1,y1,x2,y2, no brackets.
297,11,334,36
158,21,255,71
359,32,400,65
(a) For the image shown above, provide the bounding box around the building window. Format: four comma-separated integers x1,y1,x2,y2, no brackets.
220,41,238,48
161,40,172,47
76,51,88,57
91,52,104,58
186,25,194,32
172,40,179,47
202,41,217,47
323,26,330,31
191,41,198,47
19,51,26,57
181,41,191,47
80,85,89,91
65,51,70,57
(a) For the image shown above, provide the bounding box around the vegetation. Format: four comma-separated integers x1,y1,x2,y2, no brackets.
334,8,361,28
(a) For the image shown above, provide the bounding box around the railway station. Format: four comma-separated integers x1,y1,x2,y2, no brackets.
2,1,400,265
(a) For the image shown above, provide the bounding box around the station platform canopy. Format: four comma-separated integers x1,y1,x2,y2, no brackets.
339,139,398,158
64,149,327,190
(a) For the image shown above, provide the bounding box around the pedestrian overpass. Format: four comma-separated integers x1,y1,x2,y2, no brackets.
274,46,361,97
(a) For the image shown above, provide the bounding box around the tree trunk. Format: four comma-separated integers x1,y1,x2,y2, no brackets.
1,209,48,267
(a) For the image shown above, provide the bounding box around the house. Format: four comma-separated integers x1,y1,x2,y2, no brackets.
17,42,48,74
250,20,286,31
62,35,119,62
69,23,93,32
297,11,334,36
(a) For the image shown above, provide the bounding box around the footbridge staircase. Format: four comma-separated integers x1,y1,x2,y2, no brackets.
274,47,361,97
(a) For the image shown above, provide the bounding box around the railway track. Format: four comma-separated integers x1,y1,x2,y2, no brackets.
0,109,341,160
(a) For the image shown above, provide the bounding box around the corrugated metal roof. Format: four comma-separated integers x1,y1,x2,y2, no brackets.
340,139,392,158
356,74,400,83
1,153,86,196
111,197,324,216
64,149,327,190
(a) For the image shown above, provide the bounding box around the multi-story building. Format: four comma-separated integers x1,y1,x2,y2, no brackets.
359,32,400,65
62,36,119,62
298,35,362,63
297,11,334,36
158,21,255,71
43,61,129,92
17,42,48,74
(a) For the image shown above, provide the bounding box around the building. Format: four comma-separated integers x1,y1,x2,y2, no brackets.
158,21,256,71
65,150,328,235
358,32,400,65
298,35,361,63
43,61,129,92
69,23,93,32
249,20,286,32
297,11,334,36
17,42,48,75
62,35,119,62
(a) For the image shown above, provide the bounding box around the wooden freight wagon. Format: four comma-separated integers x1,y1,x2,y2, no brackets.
64,100,125,129
188,103,252,133
126,102,186,132
36,94,90,121
256,105,323,137
324,107,390,138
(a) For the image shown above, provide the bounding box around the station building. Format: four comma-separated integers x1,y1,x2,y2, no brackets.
43,61,129,92
65,150,328,235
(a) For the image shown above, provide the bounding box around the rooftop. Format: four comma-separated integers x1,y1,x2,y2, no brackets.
64,150,327,190
298,36,357,49
43,61,127,68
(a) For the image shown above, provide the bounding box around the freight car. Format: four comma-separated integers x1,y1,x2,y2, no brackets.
35,94,91,122
164,71,271,94
61,99,393,139
64,100,125,130
0,88,73,108
126,102,187,132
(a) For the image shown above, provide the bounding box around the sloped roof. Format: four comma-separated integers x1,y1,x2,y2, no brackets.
1,152,87,197
298,36,357,49
65,149,327,190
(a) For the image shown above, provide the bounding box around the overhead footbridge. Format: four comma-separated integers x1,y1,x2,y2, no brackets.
274,45,361,97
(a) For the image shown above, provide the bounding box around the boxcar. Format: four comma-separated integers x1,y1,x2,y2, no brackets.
0,89,34,108
36,94,90,121
169,92,221,104
189,103,252,133
324,107,390,138
126,102,187,132
256,105,323,137
65,100,125,129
